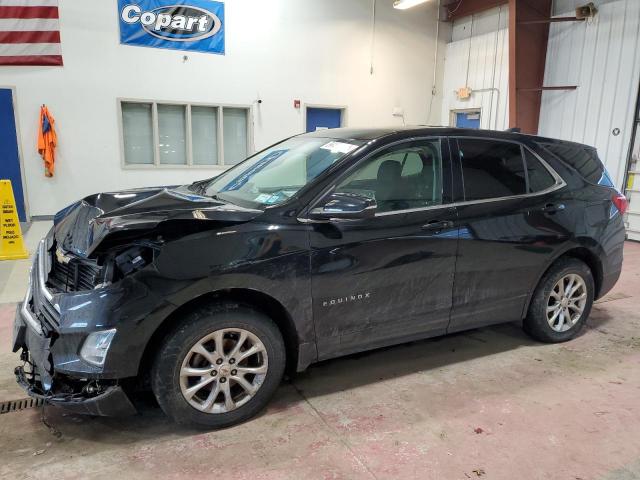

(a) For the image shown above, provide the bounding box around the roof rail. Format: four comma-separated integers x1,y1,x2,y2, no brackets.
505,127,521,133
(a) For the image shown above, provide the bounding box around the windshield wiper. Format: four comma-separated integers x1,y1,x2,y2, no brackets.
188,180,207,194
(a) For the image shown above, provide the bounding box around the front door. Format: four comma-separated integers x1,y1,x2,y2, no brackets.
309,138,459,359
0,88,27,222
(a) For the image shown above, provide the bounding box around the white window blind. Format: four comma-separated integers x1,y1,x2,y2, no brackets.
223,108,248,165
121,100,250,168
122,102,154,165
158,104,187,165
191,106,218,166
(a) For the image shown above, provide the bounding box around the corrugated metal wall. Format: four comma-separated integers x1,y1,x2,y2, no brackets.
538,0,640,189
441,7,509,130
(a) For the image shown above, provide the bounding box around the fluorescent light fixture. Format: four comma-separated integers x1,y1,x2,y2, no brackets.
393,0,430,9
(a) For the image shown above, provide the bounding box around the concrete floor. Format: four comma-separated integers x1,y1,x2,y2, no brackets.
0,225,639,479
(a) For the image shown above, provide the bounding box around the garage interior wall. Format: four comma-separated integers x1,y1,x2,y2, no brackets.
441,6,509,130
1,0,447,217
538,0,640,189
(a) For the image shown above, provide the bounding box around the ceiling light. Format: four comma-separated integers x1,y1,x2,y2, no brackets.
393,0,430,10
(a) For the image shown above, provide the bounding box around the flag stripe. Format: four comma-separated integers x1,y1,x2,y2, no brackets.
0,6,58,19
0,29,58,43
0,0,59,6
0,1,61,66
0,54,61,65
0,42,60,55
0,18,58,30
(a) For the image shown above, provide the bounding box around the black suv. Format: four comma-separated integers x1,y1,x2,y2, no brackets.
13,127,626,428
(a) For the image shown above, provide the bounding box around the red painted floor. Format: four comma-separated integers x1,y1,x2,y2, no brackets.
1,243,639,479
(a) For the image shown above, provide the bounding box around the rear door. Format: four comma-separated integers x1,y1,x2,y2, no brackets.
448,137,570,332
308,137,459,359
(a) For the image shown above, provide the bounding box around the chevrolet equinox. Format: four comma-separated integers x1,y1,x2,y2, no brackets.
13,127,626,428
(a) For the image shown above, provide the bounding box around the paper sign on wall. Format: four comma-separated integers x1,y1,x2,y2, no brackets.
118,0,225,55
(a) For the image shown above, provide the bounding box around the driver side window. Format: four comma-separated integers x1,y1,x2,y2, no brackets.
335,139,443,213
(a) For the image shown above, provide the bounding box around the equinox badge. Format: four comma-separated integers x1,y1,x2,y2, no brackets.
322,292,371,307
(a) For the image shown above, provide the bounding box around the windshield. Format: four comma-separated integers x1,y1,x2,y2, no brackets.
204,136,363,208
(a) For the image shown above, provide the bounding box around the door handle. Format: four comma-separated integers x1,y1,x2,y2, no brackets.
421,220,454,231
541,203,566,214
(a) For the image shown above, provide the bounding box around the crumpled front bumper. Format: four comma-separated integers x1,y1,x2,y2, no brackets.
13,303,137,417
14,365,136,417
12,239,137,417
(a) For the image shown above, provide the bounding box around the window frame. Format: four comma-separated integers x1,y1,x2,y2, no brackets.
538,142,606,186
453,137,566,205
302,136,452,220
118,98,253,170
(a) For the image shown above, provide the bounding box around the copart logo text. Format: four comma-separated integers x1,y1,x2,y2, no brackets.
121,4,222,42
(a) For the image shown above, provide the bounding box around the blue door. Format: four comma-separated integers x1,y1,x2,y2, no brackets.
306,107,342,132
455,111,481,129
0,89,27,222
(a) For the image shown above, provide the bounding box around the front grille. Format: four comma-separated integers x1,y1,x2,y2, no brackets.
48,257,101,293
28,250,61,335
24,241,102,337
31,276,59,334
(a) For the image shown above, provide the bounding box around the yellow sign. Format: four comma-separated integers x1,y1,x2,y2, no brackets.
0,180,28,260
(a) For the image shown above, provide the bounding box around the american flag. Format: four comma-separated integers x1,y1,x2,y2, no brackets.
0,0,62,66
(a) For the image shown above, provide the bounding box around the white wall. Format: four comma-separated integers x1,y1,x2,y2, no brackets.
538,0,640,189
441,6,509,130
0,0,445,216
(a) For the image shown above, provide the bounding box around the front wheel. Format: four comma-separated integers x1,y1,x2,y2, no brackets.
151,304,286,428
524,258,594,343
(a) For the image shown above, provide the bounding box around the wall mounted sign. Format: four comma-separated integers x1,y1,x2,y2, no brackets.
118,0,225,55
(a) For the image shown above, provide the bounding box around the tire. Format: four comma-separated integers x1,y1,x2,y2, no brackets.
524,258,594,343
151,303,286,428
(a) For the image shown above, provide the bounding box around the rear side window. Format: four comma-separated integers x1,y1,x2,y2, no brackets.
459,139,526,201
524,149,556,192
541,143,605,185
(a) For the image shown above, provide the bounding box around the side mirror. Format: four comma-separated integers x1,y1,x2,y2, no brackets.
309,192,377,220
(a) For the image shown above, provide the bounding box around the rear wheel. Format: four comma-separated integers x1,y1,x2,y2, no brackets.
524,258,594,343
151,303,285,428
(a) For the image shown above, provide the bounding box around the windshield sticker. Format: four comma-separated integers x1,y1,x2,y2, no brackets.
254,193,272,203
220,150,289,192
254,190,296,205
320,141,359,154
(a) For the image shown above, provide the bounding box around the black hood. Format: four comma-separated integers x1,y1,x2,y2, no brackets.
53,185,262,257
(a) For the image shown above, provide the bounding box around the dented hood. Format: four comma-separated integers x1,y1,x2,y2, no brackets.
53,185,262,257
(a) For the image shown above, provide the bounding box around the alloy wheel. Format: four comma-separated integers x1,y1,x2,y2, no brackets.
546,273,587,332
179,328,269,414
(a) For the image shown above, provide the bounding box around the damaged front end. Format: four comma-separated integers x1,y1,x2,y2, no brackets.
13,185,261,416
12,235,138,416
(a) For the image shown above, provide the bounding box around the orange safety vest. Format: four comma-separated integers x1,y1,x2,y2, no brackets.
37,105,57,177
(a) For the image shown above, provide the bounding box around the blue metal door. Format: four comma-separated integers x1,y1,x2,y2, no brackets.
306,107,342,132
455,111,481,129
0,89,27,222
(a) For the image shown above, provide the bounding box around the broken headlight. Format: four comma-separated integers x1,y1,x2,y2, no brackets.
115,246,151,277
96,243,158,287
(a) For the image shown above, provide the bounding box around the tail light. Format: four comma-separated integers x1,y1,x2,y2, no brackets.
612,193,628,215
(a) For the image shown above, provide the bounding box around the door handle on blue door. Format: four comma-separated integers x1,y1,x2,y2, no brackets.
421,220,454,231
542,203,566,214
